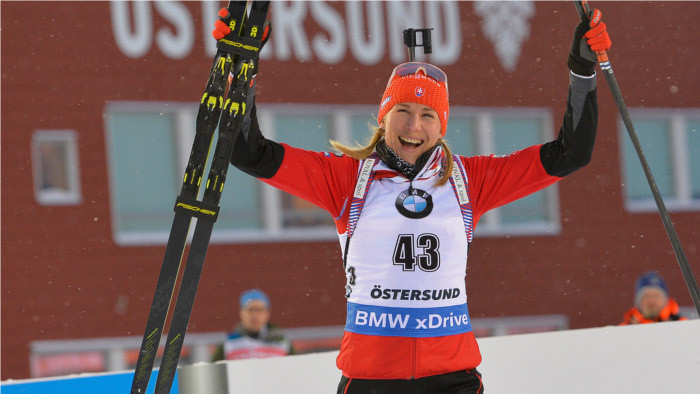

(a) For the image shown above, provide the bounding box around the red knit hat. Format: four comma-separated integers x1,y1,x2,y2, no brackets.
378,62,449,137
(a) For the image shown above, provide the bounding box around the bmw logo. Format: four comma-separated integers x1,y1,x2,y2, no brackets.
395,187,433,219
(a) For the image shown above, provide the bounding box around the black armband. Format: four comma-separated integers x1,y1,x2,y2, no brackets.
540,73,598,177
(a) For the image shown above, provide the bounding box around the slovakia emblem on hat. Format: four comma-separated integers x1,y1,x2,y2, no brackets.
415,87,425,97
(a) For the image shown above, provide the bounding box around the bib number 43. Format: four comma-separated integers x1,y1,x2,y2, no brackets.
393,233,440,272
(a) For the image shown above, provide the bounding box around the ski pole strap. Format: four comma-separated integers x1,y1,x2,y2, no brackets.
217,34,263,60
573,1,610,66
448,156,474,243
217,1,268,60
346,155,473,243
174,196,220,222
346,157,380,239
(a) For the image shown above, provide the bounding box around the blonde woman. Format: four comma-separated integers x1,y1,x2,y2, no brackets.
214,8,610,394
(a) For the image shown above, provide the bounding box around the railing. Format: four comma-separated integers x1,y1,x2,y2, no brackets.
29,314,570,378
8,319,699,394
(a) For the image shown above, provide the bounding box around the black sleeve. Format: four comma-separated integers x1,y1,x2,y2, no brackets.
230,102,286,179
539,72,598,177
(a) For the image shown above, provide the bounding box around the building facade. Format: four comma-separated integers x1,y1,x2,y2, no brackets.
2,1,699,379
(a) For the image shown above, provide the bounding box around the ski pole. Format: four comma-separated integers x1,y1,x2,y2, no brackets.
574,0,700,315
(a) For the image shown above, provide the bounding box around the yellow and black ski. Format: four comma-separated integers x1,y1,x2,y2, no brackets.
130,2,269,393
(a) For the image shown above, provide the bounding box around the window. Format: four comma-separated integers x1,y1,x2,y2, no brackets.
105,102,266,245
31,130,82,205
105,102,558,245
619,109,700,212
447,108,559,237
105,103,191,244
265,108,336,230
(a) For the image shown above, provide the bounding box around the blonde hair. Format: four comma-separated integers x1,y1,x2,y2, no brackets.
329,125,454,187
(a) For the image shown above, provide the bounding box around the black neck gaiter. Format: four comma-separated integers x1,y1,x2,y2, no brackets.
375,139,438,180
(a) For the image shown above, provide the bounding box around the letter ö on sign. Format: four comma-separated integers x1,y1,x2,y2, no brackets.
110,1,462,65
369,286,461,301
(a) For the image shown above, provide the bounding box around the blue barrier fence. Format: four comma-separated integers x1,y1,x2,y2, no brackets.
1,370,178,394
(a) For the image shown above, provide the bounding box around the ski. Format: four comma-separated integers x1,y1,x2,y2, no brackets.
129,2,251,394
152,2,271,393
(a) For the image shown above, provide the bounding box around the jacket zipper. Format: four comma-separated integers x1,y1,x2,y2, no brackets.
410,337,417,379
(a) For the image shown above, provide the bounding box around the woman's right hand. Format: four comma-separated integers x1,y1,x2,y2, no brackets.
212,8,232,40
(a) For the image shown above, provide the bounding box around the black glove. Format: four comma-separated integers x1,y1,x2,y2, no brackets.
567,10,599,76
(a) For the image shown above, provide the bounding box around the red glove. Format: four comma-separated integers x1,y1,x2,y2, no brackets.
568,8,612,75
212,7,271,81
211,8,270,45
584,9,612,52
212,8,232,40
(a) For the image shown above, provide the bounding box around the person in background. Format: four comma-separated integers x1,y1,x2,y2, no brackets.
620,271,687,325
212,289,293,361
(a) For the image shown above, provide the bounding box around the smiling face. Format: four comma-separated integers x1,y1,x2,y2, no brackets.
381,102,442,164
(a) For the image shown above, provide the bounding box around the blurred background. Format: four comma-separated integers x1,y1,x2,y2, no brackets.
2,0,698,381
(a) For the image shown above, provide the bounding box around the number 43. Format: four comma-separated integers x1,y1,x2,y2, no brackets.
393,233,440,272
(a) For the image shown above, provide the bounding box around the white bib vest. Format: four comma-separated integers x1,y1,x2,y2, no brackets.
340,149,475,337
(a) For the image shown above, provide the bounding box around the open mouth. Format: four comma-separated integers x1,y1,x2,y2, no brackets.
399,136,423,149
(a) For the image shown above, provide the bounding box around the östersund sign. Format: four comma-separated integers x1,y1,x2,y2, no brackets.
109,1,462,66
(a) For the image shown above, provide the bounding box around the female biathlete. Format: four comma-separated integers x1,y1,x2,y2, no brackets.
212,7,611,394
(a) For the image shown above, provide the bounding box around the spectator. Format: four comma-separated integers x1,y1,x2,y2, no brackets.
620,271,687,325
212,289,293,361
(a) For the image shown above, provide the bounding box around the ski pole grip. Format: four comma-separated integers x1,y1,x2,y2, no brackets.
573,0,609,64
